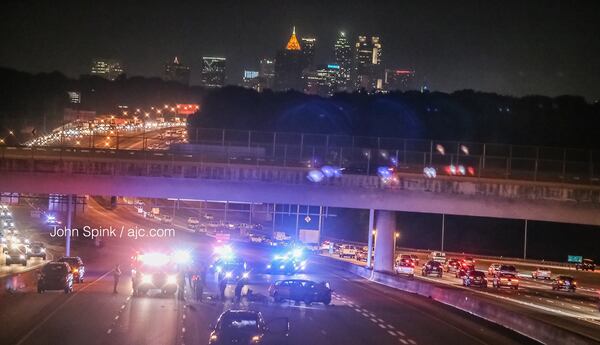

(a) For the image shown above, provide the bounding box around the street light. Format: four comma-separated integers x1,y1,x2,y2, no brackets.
394,232,400,262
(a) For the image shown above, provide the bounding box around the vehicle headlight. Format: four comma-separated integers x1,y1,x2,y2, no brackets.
19,255,25,260
141,274,152,284
242,272,249,279
215,266,222,273
251,335,261,343
266,264,271,269
280,265,285,269
210,334,218,342
225,272,233,278
41,248,46,253
5,255,11,259
167,275,177,284
24,239,30,244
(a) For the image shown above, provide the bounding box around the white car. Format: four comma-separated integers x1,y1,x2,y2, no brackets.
488,263,501,276
394,260,415,277
187,217,200,229
531,267,552,280
161,215,173,224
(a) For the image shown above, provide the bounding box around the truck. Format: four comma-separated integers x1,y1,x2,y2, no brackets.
299,229,320,252
429,251,446,264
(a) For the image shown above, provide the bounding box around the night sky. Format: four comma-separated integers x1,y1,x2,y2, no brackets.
1,1,599,100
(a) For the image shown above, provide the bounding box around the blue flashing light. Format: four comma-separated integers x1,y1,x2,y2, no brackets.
327,64,340,69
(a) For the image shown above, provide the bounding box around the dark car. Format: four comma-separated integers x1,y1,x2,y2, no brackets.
552,275,577,292
217,261,251,283
575,259,595,272
4,245,27,266
27,242,47,260
38,262,73,294
265,258,302,275
208,310,289,345
462,270,488,288
456,263,476,278
498,265,517,275
268,279,332,305
421,260,443,277
57,256,85,283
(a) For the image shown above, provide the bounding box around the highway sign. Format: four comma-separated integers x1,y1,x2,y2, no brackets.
567,255,583,263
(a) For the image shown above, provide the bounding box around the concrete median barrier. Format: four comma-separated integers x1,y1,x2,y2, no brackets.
328,257,597,345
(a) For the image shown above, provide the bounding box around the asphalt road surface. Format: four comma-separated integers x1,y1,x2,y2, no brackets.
0,200,541,345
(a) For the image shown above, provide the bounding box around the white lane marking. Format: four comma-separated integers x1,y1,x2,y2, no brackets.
388,330,396,336
379,324,386,329
387,324,395,329
182,327,186,333
362,312,370,317
408,339,417,345
400,339,408,344
377,318,385,323
114,315,119,320
396,330,406,337
15,270,113,345
573,306,581,309
107,329,112,334
370,318,378,323
354,308,362,313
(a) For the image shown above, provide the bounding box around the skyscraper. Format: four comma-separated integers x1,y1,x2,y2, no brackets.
90,59,124,81
200,57,227,88
334,31,352,91
303,64,344,97
242,70,260,91
354,36,383,92
274,27,308,91
301,37,316,66
164,56,191,85
259,58,275,90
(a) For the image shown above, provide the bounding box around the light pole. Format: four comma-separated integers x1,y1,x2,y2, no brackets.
394,232,400,265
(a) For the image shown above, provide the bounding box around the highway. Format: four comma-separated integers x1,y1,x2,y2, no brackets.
0,199,540,345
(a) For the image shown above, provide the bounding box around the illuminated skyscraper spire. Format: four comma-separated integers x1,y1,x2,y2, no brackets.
285,26,301,51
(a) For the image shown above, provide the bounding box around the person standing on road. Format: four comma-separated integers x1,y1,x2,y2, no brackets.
177,271,186,300
234,278,244,302
112,264,121,294
219,277,227,301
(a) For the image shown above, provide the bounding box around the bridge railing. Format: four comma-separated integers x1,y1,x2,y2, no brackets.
4,126,600,185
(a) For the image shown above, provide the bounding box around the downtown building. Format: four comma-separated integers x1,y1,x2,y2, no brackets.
384,69,416,92
354,36,383,92
200,57,227,88
303,64,344,97
274,27,309,92
164,56,191,85
90,58,124,81
258,58,276,90
334,31,352,91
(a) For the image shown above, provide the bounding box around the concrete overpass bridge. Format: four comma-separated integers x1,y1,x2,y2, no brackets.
1,129,599,271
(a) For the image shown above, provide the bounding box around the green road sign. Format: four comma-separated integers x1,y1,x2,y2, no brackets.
567,255,583,263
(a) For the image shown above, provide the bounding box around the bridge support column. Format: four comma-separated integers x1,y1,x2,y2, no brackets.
373,210,396,273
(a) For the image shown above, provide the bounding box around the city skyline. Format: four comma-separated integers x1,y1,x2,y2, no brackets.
1,1,599,100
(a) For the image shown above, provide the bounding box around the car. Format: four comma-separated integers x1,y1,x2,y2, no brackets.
531,267,552,280
355,248,369,262
462,270,488,288
429,251,446,264
266,258,303,275
27,241,47,260
249,233,267,243
394,260,415,277
456,263,475,278
492,273,519,289
488,263,501,276
208,310,289,345
445,259,461,273
575,259,595,271
462,257,476,265
498,265,517,275
4,245,27,266
396,254,414,265
57,257,85,283
552,275,577,292
338,245,357,259
421,260,443,277
410,254,420,266
38,262,73,294
203,213,215,220
268,279,332,305
217,261,251,283
187,217,200,229
161,215,173,224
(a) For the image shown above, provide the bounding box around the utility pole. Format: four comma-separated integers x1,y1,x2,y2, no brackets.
441,214,445,252
65,194,73,256
367,209,375,268
523,219,528,259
